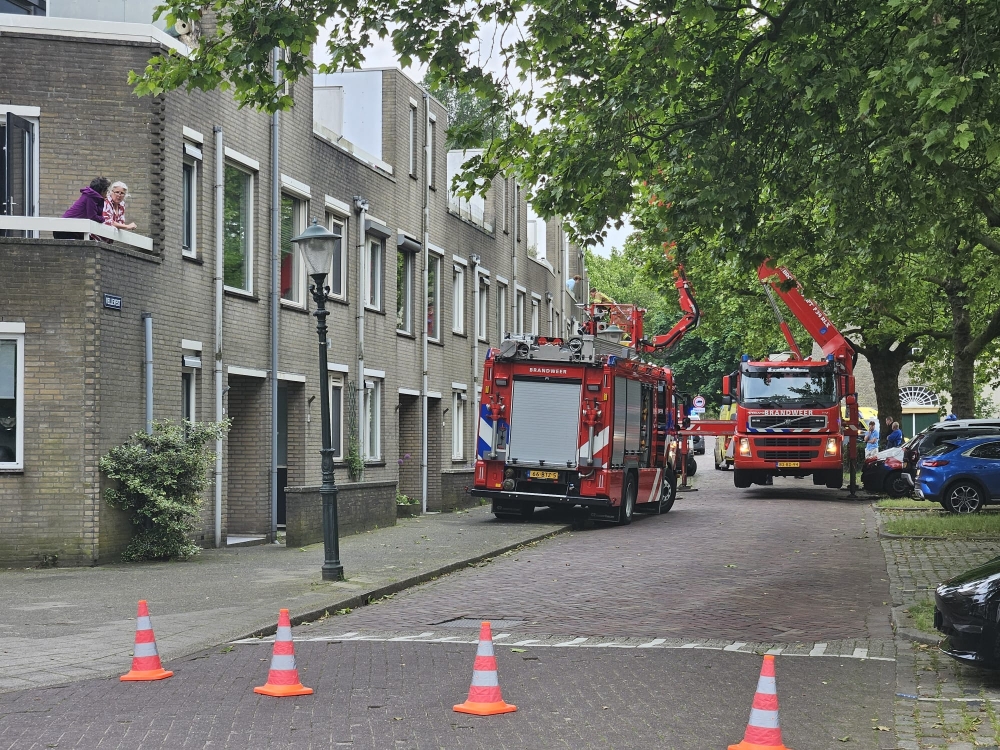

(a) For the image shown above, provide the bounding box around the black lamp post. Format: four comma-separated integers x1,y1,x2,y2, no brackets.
292,219,344,581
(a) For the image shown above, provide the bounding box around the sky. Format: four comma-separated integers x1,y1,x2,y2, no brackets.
315,25,633,258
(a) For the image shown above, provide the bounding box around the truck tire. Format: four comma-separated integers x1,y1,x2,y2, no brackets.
685,455,698,476
618,473,636,525
825,470,843,490
885,471,911,498
658,470,677,514
734,469,752,489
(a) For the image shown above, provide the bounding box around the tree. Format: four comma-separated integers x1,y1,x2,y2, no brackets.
421,73,506,149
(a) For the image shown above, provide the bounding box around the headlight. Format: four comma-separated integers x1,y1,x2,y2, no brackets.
505,468,515,478
502,478,515,490
739,437,751,457
824,437,839,457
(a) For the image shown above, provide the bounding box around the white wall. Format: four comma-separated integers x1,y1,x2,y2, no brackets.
47,0,166,26
313,71,383,161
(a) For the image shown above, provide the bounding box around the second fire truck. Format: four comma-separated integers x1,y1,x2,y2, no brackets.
471,269,700,522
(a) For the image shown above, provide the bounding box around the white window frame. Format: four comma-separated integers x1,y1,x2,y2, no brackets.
181,148,199,258
365,236,384,311
326,213,347,300
329,374,344,459
428,114,437,188
477,274,490,341
452,263,465,334
427,251,442,341
496,283,507,340
0,325,25,471
363,378,382,461
408,102,418,177
515,289,526,335
280,192,307,305
223,160,255,294
0,106,40,234
181,370,197,423
397,248,413,334
452,389,466,460
531,298,540,335
548,300,555,336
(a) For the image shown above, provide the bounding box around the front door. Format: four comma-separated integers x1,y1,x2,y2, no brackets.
277,383,288,526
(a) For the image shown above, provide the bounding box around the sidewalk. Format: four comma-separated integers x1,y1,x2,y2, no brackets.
881,522,1000,749
0,507,569,693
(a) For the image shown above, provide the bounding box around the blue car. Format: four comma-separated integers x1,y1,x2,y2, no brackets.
915,435,1000,513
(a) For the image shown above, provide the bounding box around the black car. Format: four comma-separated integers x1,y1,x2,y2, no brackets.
904,419,1000,474
861,445,912,497
935,556,1000,668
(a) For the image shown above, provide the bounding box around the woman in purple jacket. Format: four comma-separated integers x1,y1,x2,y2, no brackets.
53,177,110,240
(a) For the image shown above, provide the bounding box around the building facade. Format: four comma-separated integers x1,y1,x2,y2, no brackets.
0,11,588,565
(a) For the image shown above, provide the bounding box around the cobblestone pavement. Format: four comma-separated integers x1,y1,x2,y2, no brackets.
883,534,1000,749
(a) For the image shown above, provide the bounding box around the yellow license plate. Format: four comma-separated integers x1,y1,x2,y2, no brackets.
777,461,800,468
528,470,559,480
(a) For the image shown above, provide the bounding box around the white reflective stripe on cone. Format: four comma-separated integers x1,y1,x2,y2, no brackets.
748,708,780,729
132,642,159,658
269,655,297,671
477,641,495,657
276,626,293,640
470,670,499,687
756,675,776,694
136,617,152,630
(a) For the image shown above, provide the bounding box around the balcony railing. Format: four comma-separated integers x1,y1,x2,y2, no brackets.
0,216,153,252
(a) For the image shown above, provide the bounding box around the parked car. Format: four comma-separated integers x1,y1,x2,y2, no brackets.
915,435,1000,513
688,413,705,455
861,445,912,497
935,556,1000,668
904,419,1000,475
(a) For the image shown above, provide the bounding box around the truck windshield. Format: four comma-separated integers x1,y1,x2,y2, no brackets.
740,368,837,408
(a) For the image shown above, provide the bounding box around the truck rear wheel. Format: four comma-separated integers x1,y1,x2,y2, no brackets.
734,469,752,489
618,473,636,525
825,471,843,490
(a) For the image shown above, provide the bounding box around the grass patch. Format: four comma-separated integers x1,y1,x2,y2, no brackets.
876,498,937,509
883,512,1000,538
906,598,938,634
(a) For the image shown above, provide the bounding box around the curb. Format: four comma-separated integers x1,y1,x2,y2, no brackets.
891,605,940,646
234,524,574,640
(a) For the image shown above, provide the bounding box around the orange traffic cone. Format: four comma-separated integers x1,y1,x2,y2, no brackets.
120,600,173,681
453,621,517,716
729,654,792,750
254,609,313,697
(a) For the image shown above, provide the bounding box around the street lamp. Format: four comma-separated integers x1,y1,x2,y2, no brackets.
293,219,344,581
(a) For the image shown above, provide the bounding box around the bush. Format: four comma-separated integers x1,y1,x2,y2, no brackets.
100,420,229,562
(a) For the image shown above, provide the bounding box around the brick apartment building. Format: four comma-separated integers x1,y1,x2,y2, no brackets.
0,7,589,565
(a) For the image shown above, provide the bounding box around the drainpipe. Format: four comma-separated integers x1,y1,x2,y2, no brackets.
269,52,281,543
511,180,518,334
561,224,568,335
213,125,224,549
142,313,153,434
420,90,430,514
470,253,480,433
354,195,369,465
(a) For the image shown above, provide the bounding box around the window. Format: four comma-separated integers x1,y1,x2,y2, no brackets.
363,379,382,460
501,179,508,233
223,163,253,291
408,105,417,176
452,390,466,460
1,110,38,234
280,194,306,304
548,301,554,336
0,0,46,15
366,237,383,310
427,253,441,340
452,264,465,334
496,284,507,340
397,249,413,333
531,299,539,335
326,214,346,299
515,290,525,335
181,157,197,257
428,117,437,188
329,375,344,459
182,371,196,423
0,330,24,470
970,442,1000,460
554,311,560,337
477,276,489,341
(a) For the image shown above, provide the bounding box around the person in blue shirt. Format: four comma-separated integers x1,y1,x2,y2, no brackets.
886,421,903,448
864,419,880,457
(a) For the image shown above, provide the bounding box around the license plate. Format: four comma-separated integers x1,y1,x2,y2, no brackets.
528,470,559,480
776,461,800,468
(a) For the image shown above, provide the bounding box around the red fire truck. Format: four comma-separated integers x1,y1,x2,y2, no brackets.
471,269,701,522
719,261,860,489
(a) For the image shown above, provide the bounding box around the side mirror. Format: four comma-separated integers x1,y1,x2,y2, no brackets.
722,395,732,406
722,375,730,397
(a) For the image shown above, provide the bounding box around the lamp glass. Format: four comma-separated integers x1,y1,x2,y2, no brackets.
601,324,625,344
292,220,341,278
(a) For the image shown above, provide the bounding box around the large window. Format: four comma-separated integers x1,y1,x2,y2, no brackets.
515,290,526,335
397,250,413,333
531,299,539,335
548,300,555,336
427,253,441,341
363,379,382,460
408,105,417,177
223,163,253,291
0,330,24,470
329,375,343,459
181,156,198,258
280,194,306,304
326,214,346,299
477,276,489,341
429,117,437,188
0,0,45,14
366,237,383,310
496,283,507,340
182,371,196,423
452,264,465,334
452,390,466,460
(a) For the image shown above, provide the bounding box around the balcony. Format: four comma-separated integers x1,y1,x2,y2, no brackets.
0,216,153,252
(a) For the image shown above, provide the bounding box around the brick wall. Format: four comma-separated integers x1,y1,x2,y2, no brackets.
283,480,396,547
438,469,478,512
226,375,270,534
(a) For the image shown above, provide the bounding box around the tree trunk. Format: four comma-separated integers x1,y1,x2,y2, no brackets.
946,283,976,418
864,346,905,431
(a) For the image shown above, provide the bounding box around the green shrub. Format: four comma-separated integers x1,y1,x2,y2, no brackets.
100,420,230,562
